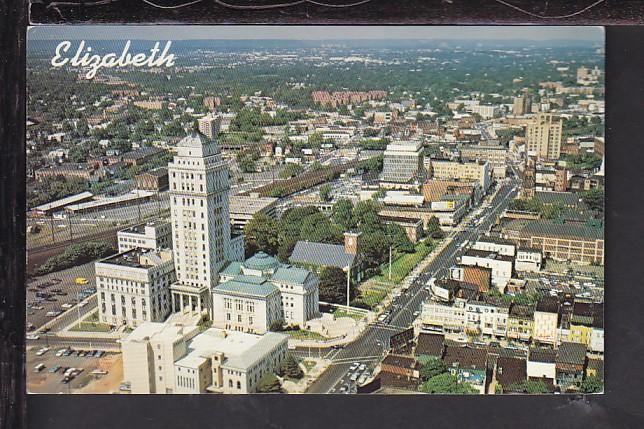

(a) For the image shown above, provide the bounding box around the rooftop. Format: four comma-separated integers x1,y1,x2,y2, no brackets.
463,249,515,262
98,248,172,269
290,241,355,269
243,252,280,271
556,342,587,365
496,356,527,388
228,196,278,215
415,333,445,357
528,348,557,364
213,276,279,298
443,345,487,371
519,220,603,241
180,328,287,371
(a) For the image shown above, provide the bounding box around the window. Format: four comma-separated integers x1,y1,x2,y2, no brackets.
229,380,233,388
237,381,241,390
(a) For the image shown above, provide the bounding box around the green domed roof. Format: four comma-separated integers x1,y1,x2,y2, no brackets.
243,252,280,271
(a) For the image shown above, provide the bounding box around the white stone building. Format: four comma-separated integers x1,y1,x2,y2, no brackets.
117,221,172,253
214,252,320,330
122,322,288,394
95,249,175,327
168,131,237,317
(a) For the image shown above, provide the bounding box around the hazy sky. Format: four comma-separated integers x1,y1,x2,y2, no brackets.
29,25,604,42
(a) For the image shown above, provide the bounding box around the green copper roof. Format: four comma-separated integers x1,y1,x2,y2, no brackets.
213,277,278,298
243,252,280,271
271,266,312,284
220,261,243,276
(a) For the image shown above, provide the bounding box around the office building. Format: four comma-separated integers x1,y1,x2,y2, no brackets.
95,248,175,327
228,195,278,234
117,221,173,253
381,141,424,183
430,158,491,192
512,89,533,116
168,131,234,317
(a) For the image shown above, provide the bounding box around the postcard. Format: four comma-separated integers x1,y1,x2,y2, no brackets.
25,25,604,395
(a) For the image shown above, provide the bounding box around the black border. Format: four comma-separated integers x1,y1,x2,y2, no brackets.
2,13,644,429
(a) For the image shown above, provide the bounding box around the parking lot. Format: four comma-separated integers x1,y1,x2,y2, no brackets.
27,345,123,394
26,261,98,331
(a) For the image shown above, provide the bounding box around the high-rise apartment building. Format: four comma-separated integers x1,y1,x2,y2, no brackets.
381,140,424,183
512,88,532,116
168,131,233,316
526,113,563,160
197,115,220,140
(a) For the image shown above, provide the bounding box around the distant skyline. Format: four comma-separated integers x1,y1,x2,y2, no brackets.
29,25,603,43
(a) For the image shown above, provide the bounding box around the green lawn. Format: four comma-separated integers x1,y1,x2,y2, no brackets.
302,360,316,372
68,312,113,333
373,241,434,285
332,308,366,321
69,321,113,333
285,329,327,341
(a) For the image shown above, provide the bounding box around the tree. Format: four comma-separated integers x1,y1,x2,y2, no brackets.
237,154,257,173
581,188,604,215
386,223,415,253
256,373,283,393
353,200,384,234
420,373,477,394
426,216,444,239
279,163,304,179
319,184,332,202
579,376,603,394
269,320,284,332
332,199,355,230
280,354,304,380
319,267,350,304
298,213,343,244
419,357,447,382
244,213,280,256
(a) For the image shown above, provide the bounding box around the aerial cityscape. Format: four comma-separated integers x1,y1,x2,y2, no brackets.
26,26,604,395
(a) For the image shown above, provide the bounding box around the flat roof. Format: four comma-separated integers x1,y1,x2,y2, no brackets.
31,191,94,212
98,248,172,269
186,328,287,370
228,196,278,215
463,249,514,262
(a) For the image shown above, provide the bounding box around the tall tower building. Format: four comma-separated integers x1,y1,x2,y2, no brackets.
512,88,532,116
526,113,563,160
168,124,232,316
521,156,536,199
197,114,219,140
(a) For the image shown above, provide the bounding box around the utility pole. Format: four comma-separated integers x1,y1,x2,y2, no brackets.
346,265,351,309
50,215,56,244
388,245,392,281
68,215,73,242
76,292,82,330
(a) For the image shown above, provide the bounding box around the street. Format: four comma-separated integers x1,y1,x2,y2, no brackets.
306,178,520,393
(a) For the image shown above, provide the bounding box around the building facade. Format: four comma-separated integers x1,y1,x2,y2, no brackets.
168,132,233,316
117,221,173,253
215,252,320,329
526,113,563,160
122,322,288,394
381,141,424,183
95,249,175,327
